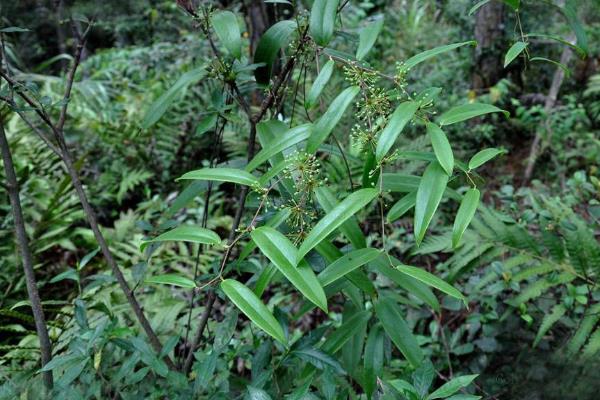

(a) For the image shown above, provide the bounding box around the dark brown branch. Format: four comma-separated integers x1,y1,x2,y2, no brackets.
0,118,54,389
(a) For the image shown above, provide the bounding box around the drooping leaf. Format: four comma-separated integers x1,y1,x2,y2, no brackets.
426,375,479,400
254,20,297,84
305,59,335,109
525,33,586,58
356,17,384,60
177,167,259,187
400,41,476,74
387,191,417,223
438,103,509,126
559,0,588,55
364,325,385,397
318,248,381,286
530,57,571,76
504,41,528,68
468,0,491,16
452,188,480,248
251,227,328,311
298,188,378,259
414,162,448,245
395,264,467,305
375,101,419,162
141,67,206,128
426,123,454,176
140,225,221,251
211,11,242,59
309,0,340,46
307,86,360,153
375,298,423,367
246,124,312,172
221,279,287,344
468,148,506,170
321,310,371,354
145,274,196,288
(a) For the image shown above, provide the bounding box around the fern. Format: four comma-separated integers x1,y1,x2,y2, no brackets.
534,303,567,347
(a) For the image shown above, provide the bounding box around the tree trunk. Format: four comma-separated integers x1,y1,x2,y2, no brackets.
472,1,505,90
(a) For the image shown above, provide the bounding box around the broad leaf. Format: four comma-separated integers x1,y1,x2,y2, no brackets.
305,59,335,109
395,264,467,305
177,167,259,187
468,148,505,170
356,17,384,60
145,274,196,288
142,67,206,128
298,188,378,259
318,248,381,286
414,162,448,245
211,11,242,59
375,101,419,162
426,123,454,176
438,103,509,126
251,227,328,311
375,298,423,367
307,86,360,153
387,191,417,223
141,225,220,251
427,375,479,399
246,124,312,172
400,41,476,73
452,188,480,248
309,0,340,46
254,20,297,84
504,41,527,67
221,279,287,344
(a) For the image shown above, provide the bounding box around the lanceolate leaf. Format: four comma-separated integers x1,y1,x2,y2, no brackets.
426,375,479,400
309,0,340,46
414,162,448,245
363,325,385,397
438,103,509,126
254,20,297,84
177,167,259,187
145,274,196,288
321,310,371,354
375,298,423,367
141,225,221,251
251,227,328,311
298,188,378,259
317,248,381,286
387,191,417,223
211,11,242,59
400,41,476,73
504,41,528,68
142,67,206,129
221,279,287,345
305,59,335,109
395,264,467,305
426,123,454,176
356,17,384,60
468,148,506,170
381,173,421,193
452,188,480,248
315,186,366,249
375,101,419,162
307,86,360,153
246,124,312,172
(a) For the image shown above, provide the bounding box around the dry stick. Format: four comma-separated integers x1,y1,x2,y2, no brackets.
0,35,176,370
0,119,54,389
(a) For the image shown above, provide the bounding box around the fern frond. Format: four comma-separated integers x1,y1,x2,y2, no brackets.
566,303,600,357
534,303,567,347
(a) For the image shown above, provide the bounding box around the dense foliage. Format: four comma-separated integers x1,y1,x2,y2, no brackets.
0,0,599,399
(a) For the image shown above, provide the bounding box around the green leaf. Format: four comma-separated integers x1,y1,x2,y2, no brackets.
375,298,423,367
395,264,466,305
375,101,419,162
211,11,242,59
177,167,259,187
298,188,378,259
468,0,491,16
293,347,345,374
141,225,221,251
504,41,527,68
525,33,586,58
254,20,297,84
426,375,478,399
414,162,448,245
305,59,335,109
468,148,506,170
0,26,30,33
221,279,287,344
438,103,509,126
315,186,366,249
426,123,454,176
533,303,566,347
559,0,588,55
356,17,384,60
307,86,360,153
500,0,520,11
318,248,381,286
387,191,417,223
145,274,196,288
247,386,273,400
321,310,371,353
251,227,328,311
400,41,476,73
452,188,480,248
309,0,340,46
364,325,385,397
530,57,571,76
381,173,421,193
246,124,312,172
141,67,206,129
